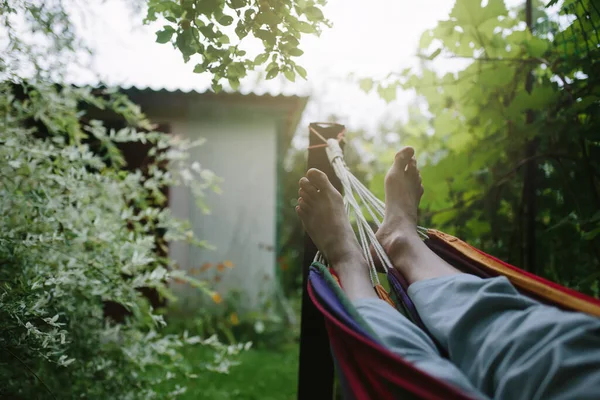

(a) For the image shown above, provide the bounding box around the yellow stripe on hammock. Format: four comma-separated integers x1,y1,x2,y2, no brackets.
427,229,600,318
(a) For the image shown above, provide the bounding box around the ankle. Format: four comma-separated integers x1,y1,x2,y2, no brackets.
328,244,363,268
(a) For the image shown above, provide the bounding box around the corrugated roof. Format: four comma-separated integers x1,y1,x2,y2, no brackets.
117,84,308,149
119,83,306,99
117,78,309,98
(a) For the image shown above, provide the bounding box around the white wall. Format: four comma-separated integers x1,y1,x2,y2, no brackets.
168,106,279,309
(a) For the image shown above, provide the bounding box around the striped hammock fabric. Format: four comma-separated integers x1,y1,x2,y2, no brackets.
306,138,600,399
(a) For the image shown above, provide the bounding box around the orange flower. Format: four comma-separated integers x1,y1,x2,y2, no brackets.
200,263,212,272
214,275,222,283
189,267,198,275
223,260,234,269
211,293,222,304
217,263,225,272
229,313,240,326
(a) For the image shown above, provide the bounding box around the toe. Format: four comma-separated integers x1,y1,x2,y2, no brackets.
306,168,333,192
297,196,310,210
298,188,312,203
406,157,418,175
393,147,415,171
299,177,319,195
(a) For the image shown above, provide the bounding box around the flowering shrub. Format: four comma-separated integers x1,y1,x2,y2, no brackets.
0,0,324,396
0,81,249,398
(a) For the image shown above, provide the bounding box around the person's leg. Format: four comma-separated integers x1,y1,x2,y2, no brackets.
378,147,600,399
355,296,487,398
296,168,485,399
296,168,377,302
375,146,461,285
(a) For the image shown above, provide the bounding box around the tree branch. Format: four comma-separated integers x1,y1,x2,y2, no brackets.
3,347,57,400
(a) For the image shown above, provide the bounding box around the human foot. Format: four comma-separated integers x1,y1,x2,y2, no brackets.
296,169,377,299
375,147,424,259
376,148,461,284
296,169,363,268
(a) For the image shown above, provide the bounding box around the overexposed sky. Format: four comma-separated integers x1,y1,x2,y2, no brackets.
69,0,523,138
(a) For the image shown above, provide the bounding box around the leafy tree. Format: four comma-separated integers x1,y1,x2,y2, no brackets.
0,0,326,398
360,0,600,294
148,0,329,91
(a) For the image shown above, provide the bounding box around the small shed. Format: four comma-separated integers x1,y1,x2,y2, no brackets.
125,87,308,308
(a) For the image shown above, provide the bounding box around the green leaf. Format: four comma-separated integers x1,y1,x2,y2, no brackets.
235,21,247,39
295,65,308,79
505,84,558,119
477,64,515,88
283,34,300,46
193,63,206,73
254,53,269,65
525,37,550,58
377,84,396,103
284,69,296,82
266,61,278,72
255,29,276,46
293,21,316,34
583,226,600,240
266,68,279,80
155,26,175,44
450,0,508,27
212,81,223,92
359,78,374,93
228,0,246,9
288,48,304,57
305,6,324,21
218,15,234,26
257,11,280,26
228,78,241,91
218,35,231,45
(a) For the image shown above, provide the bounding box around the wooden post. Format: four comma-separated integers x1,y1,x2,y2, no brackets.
522,0,538,273
297,123,345,400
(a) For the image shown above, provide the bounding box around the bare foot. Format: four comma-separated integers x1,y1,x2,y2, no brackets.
297,169,377,299
375,147,424,260
376,148,460,284
296,169,363,268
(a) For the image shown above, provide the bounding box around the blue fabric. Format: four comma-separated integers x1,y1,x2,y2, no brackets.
409,274,600,400
354,297,485,398
308,267,377,342
387,268,424,327
355,273,600,400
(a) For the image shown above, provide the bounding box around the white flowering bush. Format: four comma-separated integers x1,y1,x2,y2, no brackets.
0,80,249,398
0,1,252,397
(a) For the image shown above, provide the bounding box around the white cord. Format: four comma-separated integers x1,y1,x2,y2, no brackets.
314,139,429,277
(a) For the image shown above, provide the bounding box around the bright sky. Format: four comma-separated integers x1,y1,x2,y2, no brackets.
70,0,522,139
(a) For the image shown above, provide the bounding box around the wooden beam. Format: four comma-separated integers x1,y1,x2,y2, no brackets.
297,123,345,400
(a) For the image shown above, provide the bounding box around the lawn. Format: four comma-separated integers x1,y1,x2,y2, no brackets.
176,345,299,400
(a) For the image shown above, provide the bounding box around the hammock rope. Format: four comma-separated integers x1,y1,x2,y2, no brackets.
301,124,600,400
309,135,430,324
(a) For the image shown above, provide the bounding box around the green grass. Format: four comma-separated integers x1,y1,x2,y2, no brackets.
175,345,299,400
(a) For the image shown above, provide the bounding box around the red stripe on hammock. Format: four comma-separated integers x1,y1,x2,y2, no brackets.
426,230,600,316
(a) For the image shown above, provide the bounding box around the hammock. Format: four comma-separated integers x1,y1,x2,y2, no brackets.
300,126,600,400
